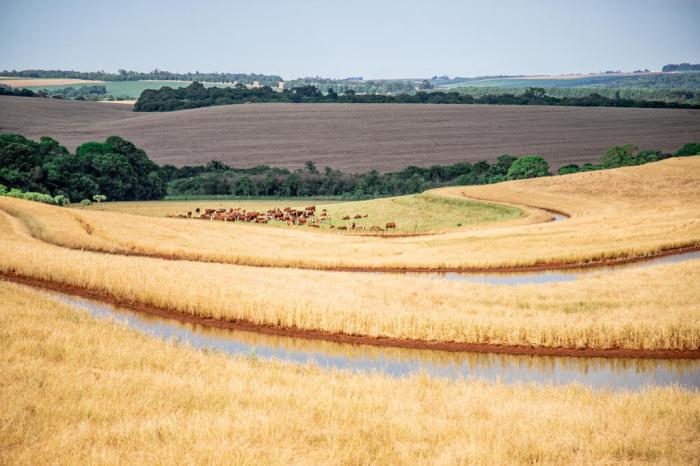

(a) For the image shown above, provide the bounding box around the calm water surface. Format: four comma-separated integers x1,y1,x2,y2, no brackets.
47,291,699,391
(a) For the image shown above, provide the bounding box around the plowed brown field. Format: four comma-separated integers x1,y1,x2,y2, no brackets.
2,95,699,171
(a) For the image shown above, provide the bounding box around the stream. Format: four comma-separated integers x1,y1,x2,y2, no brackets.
46,289,699,391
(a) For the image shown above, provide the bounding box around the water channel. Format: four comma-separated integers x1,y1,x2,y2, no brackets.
46,287,699,391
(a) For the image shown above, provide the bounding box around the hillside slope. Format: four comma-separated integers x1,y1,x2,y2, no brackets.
2,96,699,171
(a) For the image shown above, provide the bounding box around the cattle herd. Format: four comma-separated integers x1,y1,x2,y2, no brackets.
168,205,397,231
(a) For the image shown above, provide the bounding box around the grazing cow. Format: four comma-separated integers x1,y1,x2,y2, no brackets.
353,214,362,219
338,226,347,230
386,222,396,229
342,215,350,220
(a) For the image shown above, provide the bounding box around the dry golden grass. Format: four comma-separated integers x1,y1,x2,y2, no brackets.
2,157,697,270
2,280,698,465
1,206,698,350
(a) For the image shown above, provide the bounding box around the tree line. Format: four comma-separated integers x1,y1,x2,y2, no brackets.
0,69,281,85
662,63,700,72
162,144,698,198
163,155,550,198
1,133,698,204
134,82,700,112
443,86,699,105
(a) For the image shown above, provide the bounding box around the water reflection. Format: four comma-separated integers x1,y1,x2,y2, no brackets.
48,291,699,391
401,250,700,286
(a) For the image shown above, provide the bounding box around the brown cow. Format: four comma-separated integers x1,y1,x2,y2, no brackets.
342,215,350,220
353,214,362,219
338,226,347,230
386,222,396,229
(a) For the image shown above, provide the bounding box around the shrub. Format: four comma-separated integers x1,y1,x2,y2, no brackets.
558,164,580,175
2,188,70,206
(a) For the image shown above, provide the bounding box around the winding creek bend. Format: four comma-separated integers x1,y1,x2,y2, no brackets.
32,288,700,391
398,250,700,286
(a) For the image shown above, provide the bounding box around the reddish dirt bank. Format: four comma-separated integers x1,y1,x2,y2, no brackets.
3,272,699,360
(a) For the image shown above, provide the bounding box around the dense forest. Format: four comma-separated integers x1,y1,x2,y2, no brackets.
0,69,281,85
0,134,165,202
134,82,700,111
3,134,697,204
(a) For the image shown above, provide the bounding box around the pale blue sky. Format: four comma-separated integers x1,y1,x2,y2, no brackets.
1,0,698,79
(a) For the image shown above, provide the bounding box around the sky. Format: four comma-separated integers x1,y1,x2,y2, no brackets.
1,0,699,79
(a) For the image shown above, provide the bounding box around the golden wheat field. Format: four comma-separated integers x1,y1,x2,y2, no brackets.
1,281,698,465
3,157,697,271
1,158,699,351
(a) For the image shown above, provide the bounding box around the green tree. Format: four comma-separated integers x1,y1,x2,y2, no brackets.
506,155,550,180
599,144,637,168
304,160,319,174
92,194,107,208
558,164,580,175
676,143,700,156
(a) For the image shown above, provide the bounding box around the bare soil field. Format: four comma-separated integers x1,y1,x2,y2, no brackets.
2,95,699,171
0,77,103,87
